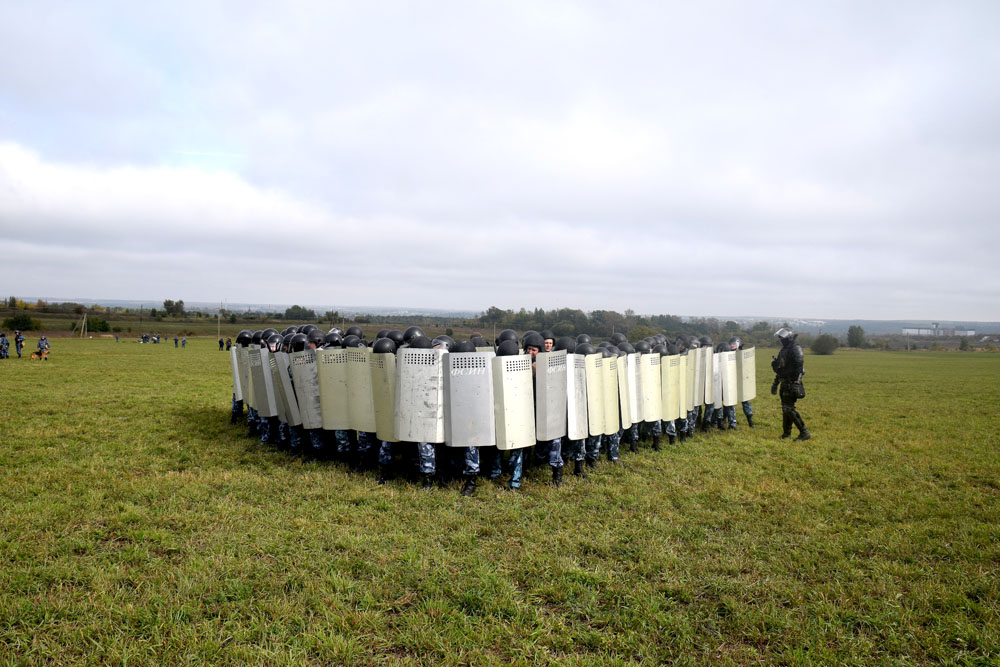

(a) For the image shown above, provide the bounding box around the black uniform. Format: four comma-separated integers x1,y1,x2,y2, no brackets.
771,333,809,440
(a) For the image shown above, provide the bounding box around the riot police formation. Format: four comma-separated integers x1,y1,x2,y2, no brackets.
227,325,763,495
771,328,810,441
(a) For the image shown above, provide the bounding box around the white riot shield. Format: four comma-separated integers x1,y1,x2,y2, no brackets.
703,348,714,406
535,351,568,441
370,352,397,442
268,354,288,423
347,347,376,433
684,353,695,413
290,349,322,430
617,357,632,430
444,351,496,448
737,347,757,402
249,347,278,418
639,354,662,422
236,347,252,409
660,355,680,422
230,347,243,401
492,354,535,450
693,348,705,408
475,346,495,353
317,348,350,430
395,348,446,443
566,354,589,441
274,352,302,426
721,350,739,407
603,356,619,436
626,353,642,424
712,352,723,410
584,353,605,436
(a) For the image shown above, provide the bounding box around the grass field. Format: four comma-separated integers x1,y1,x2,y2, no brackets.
1,340,997,664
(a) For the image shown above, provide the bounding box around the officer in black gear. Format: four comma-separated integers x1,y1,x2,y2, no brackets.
495,329,518,347
345,326,363,338
771,328,809,441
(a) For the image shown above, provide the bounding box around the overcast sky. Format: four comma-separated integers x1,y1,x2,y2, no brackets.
1,1,998,320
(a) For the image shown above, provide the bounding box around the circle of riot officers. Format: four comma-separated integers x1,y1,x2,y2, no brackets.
226,324,769,496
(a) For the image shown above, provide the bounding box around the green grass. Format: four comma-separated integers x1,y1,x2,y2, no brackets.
1,341,998,664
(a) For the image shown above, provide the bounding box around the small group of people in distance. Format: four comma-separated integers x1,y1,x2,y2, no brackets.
0,331,48,360
227,325,809,495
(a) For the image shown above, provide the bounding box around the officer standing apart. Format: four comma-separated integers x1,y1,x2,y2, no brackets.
771,328,810,441
14,331,25,357
37,335,51,359
0,332,8,359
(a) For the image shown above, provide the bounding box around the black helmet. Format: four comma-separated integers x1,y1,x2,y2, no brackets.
601,347,614,358
375,329,389,340
266,333,283,351
666,342,679,355
652,343,666,355
634,340,652,354
610,332,627,345
346,326,363,338
261,327,279,338
470,336,490,348
432,337,454,351
699,336,713,349
522,332,545,350
328,327,344,336
496,339,521,356
496,329,518,346
433,334,455,345
250,330,264,345
408,335,433,349
597,341,610,349
323,332,343,348
606,344,620,355
403,326,425,343
576,342,597,355
297,324,316,336
281,332,296,351
576,334,592,345
540,330,555,342
345,337,366,348
236,330,253,347
521,330,538,343
289,333,309,352
372,338,397,354
554,336,576,353
385,330,404,347
341,335,360,348
618,342,635,354
306,329,325,347
452,340,477,353
728,336,742,350
281,326,298,336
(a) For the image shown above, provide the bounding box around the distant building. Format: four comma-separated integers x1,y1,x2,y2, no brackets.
902,327,975,336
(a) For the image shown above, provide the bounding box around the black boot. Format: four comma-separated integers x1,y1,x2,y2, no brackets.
421,473,435,489
377,465,393,485
652,435,661,451
746,415,754,428
585,458,596,469
573,459,587,478
629,439,638,453
780,411,793,439
668,435,676,445
461,475,477,496
551,466,563,487
792,413,810,441
679,432,687,443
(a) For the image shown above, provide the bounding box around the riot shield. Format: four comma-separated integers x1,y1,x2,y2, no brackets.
475,346,495,353
443,351,496,448
737,347,757,402
394,348,446,443
684,353,695,413
566,353,589,441
317,348,350,430
492,353,535,450
535,350,568,441
267,353,288,423
230,347,243,402
236,347,252,409
639,354,663,422
249,347,278,418
703,347,714,406
661,354,680,422
617,357,632,430
693,348,705,408
274,351,302,426
289,349,322,430
370,352,397,442
721,350,739,407
603,355,620,436
584,353,605,436
626,353,642,424
347,347,376,433
712,352,723,410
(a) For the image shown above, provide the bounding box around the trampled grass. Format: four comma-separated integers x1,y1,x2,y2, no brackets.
1,340,997,664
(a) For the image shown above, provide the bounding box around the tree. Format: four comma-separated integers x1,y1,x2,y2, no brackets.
959,337,970,351
162,299,185,316
628,325,658,342
847,325,866,348
285,304,316,320
3,314,42,330
811,334,839,355
6,296,15,308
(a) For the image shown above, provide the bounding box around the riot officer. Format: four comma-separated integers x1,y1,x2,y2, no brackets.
489,339,530,490
772,328,810,441
722,336,754,429
230,330,253,423
575,341,603,468
525,332,564,486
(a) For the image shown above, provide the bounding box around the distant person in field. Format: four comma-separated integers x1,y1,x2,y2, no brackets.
771,328,809,441
173,336,179,347
14,331,25,357
0,332,8,359
182,336,187,348
37,335,50,360
225,337,232,350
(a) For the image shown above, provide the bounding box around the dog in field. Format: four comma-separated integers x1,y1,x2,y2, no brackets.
30,350,49,361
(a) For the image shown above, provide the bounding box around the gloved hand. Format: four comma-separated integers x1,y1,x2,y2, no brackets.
770,379,779,395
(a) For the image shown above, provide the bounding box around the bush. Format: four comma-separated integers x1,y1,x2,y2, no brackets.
3,314,42,331
628,325,658,342
811,334,839,355
89,317,110,332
